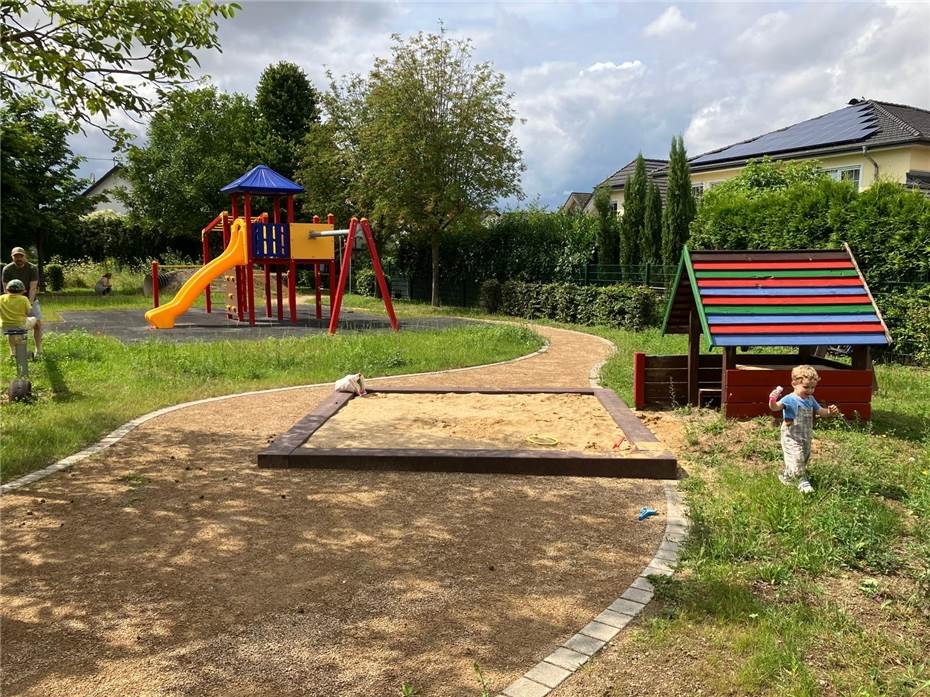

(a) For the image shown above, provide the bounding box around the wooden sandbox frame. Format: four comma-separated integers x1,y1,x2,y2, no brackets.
258,387,678,478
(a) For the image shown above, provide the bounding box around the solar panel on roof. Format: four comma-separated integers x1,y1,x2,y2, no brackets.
691,103,879,164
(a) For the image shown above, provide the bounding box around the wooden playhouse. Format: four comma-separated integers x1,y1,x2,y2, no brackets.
633,245,891,419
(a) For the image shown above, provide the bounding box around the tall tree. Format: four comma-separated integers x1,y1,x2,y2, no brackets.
1,0,238,145
124,87,262,256
621,153,647,267
661,135,696,266
256,61,320,179
0,96,94,278
642,181,663,265
592,184,618,264
358,30,524,306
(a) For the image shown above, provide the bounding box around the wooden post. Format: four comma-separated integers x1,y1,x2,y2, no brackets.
688,310,700,406
633,352,646,409
264,263,272,318
288,259,297,324
722,346,736,417
276,268,283,321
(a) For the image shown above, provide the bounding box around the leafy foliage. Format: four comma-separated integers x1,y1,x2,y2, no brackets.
256,61,319,179
661,135,696,265
0,96,94,273
876,286,930,365
123,87,263,257
44,263,64,291
1,0,238,145
479,279,502,313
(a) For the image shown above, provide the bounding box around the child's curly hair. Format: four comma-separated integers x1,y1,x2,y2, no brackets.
791,364,820,385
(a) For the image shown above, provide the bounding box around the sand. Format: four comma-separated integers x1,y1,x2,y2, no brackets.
305,392,632,454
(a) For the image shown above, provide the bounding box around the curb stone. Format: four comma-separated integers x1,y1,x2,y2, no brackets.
1,337,550,494
498,332,686,697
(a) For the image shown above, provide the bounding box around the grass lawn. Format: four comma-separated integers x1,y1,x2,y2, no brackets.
0,323,542,482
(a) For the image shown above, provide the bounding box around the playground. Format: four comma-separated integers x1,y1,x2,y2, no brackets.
0,325,677,696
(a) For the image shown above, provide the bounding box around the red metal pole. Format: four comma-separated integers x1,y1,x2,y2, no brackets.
151,261,160,308
287,195,295,223
327,218,357,335
360,218,398,331
327,213,335,225
276,268,283,321
244,193,255,326
274,197,281,224
264,262,272,317
288,259,297,324
314,263,322,320
202,232,212,313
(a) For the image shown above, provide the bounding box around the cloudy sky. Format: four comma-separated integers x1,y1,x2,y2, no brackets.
74,0,930,209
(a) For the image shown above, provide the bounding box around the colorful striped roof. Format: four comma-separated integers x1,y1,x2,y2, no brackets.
661,246,891,348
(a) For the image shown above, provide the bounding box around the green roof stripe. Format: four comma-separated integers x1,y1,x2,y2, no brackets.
704,304,875,315
695,269,860,279
660,255,686,334
683,246,712,344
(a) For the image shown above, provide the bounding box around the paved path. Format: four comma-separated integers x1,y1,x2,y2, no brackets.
1,325,671,697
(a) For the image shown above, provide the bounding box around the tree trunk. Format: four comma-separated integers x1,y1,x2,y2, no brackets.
430,231,441,307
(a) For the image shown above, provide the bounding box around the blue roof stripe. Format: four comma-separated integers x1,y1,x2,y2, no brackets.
706,314,880,324
714,333,890,346
700,287,866,297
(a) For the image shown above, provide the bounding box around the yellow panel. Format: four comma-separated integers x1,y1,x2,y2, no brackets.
289,223,336,261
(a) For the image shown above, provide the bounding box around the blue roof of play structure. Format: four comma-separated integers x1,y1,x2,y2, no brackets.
220,165,304,195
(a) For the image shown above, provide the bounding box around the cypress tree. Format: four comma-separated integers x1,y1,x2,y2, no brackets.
592,184,619,264
643,180,663,265
621,153,647,268
662,136,696,266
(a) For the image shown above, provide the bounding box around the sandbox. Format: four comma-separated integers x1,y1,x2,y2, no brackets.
259,387,677,478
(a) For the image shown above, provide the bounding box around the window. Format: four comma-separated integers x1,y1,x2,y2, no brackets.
823,166,861,189
692,183,704,198
610,202,619,216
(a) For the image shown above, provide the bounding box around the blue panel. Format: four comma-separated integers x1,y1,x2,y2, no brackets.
712,333,889,347
700,287,865,297
251,222,291,259
707,314,880,324
691,103,878,165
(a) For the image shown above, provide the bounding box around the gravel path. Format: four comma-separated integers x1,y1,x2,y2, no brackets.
1,324,670,697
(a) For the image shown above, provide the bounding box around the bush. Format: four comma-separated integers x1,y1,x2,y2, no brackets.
876,286,930,365
44,263,64,291
479,279,501,313
354,268,390,298
500,280,658,330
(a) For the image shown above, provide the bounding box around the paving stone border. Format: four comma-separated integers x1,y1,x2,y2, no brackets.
0,338,550,495
498,484,688,697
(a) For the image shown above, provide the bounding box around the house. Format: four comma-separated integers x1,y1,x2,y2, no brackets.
559,192,592,214
681,99,930,196
560,158,668,216
81,164,131,215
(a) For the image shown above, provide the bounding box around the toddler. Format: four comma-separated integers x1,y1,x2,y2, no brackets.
768,365,840,493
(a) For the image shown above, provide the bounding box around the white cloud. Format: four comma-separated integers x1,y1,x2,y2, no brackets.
581,60,644,76
736,11,790,46
644,7,696,38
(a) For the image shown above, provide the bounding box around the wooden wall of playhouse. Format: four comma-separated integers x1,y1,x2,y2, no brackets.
633,353,875,420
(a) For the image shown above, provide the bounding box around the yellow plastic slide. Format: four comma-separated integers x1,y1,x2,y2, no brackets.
145,218,248,329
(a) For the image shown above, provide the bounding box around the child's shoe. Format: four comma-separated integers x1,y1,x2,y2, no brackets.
798,480,814,494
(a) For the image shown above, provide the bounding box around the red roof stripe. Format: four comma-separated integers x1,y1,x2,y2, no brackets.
697,278,863,288
691,261,855,270
711,322,886,334
703,295,872,305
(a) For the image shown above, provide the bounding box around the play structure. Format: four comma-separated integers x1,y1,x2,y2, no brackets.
145,164,397,334
634,245,891,419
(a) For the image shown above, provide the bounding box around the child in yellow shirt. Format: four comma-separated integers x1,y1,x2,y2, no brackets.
1,279,38,357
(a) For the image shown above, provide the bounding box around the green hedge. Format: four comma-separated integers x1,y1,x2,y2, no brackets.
876,286,930,365
500,280,658,330
44,263,64,291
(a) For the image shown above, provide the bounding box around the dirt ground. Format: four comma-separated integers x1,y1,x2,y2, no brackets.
1,324,673,697
307,392,632,454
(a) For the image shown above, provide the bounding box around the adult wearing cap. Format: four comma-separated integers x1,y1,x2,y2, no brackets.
2,247,42,359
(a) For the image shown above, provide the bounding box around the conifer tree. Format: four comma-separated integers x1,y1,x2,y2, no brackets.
661,136,696,266
620,153,647,267
592,184,618,264
643,180,663,265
